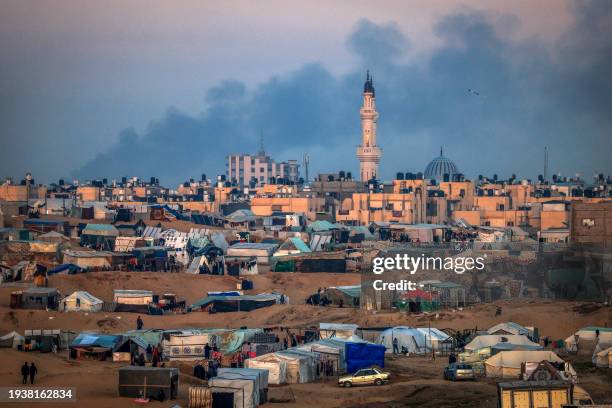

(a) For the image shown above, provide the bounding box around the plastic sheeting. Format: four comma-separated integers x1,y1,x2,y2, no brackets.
245,357,287,385
345,342,385,373
465,335,540,351
209,377,256,408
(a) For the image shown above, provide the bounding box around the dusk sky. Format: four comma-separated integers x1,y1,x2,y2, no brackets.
1,0,611,186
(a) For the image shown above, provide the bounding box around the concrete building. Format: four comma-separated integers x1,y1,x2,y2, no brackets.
356,71,382,182
226,148,299,187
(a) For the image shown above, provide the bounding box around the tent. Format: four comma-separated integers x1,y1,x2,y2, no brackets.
487,322,532,336
218,368,269,405
0,331,24,349
319,323,359,340
345,342,385,373
209,376,257,408
214,370,261,408
565,327,612,352
322,286,360,308
61,291,103,312
245,353,288,385
273,237,312,257
415,327,452,351
189,293,280,313
377,327,428,354
275,350,317,383
465,335,541,352
593,345,612,368
484,350,567,378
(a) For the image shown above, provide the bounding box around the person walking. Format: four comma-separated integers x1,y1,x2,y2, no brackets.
136,316,144,330
392,337,399,355
29,362,37,385
21,362,29,384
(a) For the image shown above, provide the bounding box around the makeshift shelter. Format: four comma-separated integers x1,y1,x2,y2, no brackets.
69,333,124,360
47,263,82,275
484,350,569,379
161,331,215,361
465,335,541,352
227,242,278,266
113,289,153,305
79,223,119,249
593,346,612,368
245,353,288,385
215,369,262,407
319,323,359,340
19,287,59,310
209,376,257,408
218,368,269,405
37,231,70,243
189,293,280,313
61,291,103,312
0,331,24,349
273,237,312,257
113,236,148,252
62,250,112,269
118,366,179,400
296,338,349,374
345,342,386,373
377,327,428,354
564,327,612,353
487,322,532,337
322,286,360,308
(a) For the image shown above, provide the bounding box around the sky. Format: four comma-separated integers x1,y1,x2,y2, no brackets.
0,0,611,186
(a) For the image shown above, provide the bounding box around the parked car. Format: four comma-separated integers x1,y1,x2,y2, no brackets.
444,363,475,381
338,367,390,387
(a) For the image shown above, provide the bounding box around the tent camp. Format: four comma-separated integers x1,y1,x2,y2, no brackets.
0,331,24,349
465,335,542,352
487,322,532,336
61,291,103,312
484,350,570,379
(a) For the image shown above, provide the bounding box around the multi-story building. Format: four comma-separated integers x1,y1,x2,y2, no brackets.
226,150,299,187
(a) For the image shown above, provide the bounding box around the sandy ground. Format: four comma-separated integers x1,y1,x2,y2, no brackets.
0,272,610,407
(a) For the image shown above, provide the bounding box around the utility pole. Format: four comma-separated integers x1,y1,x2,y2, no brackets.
543,146,548,182
303,153,310,183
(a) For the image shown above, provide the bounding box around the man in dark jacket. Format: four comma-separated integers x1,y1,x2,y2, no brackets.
29,362,38,384
136,316,144,330
21,363,29,384
204,343,211,359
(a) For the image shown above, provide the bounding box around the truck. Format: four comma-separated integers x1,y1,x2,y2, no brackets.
497,380,572,408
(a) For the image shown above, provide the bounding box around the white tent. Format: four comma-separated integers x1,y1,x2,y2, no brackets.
214,371,261,408
465,335,541,351
0,331,24,349
484,350,566,378
209,377,256,408
245,354,287,385
61,291,103,312
487,322,531,336
376,327,428,354
319,323,359,340
415,327,452,351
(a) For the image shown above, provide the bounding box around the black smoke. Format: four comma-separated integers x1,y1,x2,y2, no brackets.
74,1,612,185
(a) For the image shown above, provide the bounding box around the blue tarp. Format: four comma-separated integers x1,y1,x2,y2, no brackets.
345,342,385,373
47,263,82,275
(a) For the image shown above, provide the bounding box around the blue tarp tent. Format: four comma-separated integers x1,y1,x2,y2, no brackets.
345,342,385,373
47,263,82,275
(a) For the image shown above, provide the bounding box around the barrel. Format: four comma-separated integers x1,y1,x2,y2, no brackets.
189,386,212,408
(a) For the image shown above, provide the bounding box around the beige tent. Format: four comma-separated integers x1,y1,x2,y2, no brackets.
0,331,24,349
484,350,566,378
61,291,103,312
565,327,612,353
245,353,288,385
592,343,612,368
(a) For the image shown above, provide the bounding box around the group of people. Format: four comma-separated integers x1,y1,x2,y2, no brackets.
131,343,165,367
193,359,219,381
20,362,37,384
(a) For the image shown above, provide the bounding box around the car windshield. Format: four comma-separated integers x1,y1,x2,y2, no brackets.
457,364,472,369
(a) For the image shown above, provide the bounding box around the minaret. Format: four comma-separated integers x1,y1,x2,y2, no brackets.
356,70,382,182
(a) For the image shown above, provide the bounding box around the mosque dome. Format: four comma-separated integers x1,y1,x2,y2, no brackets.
424,147,459,181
